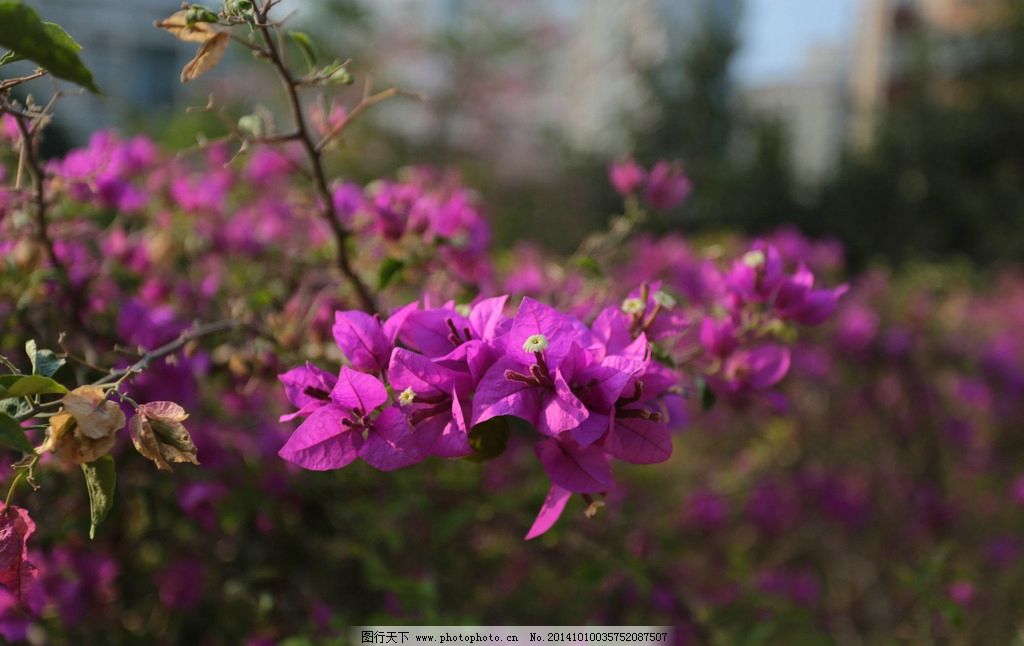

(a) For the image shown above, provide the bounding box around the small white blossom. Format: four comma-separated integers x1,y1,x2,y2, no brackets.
522,334,549,353
742,250,766,268
653,290,677,309
621,297,645,315
398,387,416,406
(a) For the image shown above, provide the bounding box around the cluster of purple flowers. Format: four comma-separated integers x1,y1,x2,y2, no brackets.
609,158,692,210
278,242,845,537
279,292,688,538
332,167,492,285
698,243,848,404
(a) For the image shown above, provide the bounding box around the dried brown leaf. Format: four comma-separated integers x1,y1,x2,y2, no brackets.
155,10,219,43
180,32,230,83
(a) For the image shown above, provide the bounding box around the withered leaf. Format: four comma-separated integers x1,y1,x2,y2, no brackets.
180,31,230,83
155,10,220,43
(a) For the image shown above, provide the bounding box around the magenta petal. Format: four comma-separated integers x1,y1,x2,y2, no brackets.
576,362,633,411
402,308,464,357
409,392,471,458
536,371,588,437
388,348,471,397
535,438,614,493
333,310,389,372
590,306,632,357
278,362,336,409
279,405,362,470
278,400,322,423
570,412,611,446
435,390,473,457
509,297,589,363
383,301,420,345
471,357,544,426
524,484,573,540
426,419,472,459
468,295,509,341
605,413,673,464
462,340,498,384
331,366,389,412
359,407,422,471
745,345,792,389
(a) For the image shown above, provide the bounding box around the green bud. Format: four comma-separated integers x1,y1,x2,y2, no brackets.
186,5,220,26
224,0,253,16
237,114,265,138
325,61,353,85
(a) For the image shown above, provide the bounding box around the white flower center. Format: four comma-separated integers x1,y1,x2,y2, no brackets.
621,297,645,315
653,290,676,309
742,250,766,268
398,387,416,406
522,334,549,353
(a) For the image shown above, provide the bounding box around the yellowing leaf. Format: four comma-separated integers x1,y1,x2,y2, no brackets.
155,10,219,43
180,31,230,83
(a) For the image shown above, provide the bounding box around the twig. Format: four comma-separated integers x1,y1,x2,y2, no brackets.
254,0,378,313
0,69,46,93
14,319,245,423
7,109,88,329
94,319,242,386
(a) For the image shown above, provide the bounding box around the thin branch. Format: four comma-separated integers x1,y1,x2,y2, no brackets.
7,109,88,328
254,1,378,313
0,69,46,92
94,319,242,387
314,86,404,153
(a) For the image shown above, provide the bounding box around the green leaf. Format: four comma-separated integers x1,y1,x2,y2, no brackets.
573,255,603,277
0,19,79,65
0,412,33,453
695,376,716,412
0,3,99,92
81,455,116,540
377,258,405,290
24,340,64,377
0,374,67,398
466,416,510,462
287,30,317,69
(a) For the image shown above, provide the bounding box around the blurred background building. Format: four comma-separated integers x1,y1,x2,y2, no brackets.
29,0,194,139
10,0,1023,266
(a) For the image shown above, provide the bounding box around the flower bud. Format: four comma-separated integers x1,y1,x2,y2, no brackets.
653,290,677,309
186,5,220,26
237,114,265,139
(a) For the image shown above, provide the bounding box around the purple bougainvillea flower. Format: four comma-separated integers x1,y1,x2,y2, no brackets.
472,298,591,436
388,348,474,458
642,161,691,210
725,243,786,304
279,367,420,471
618,282,688,342
332,303,418,374
718,345,791,393
331,182,366,228
278,362,338,422
608,158,646,196
773,264,848,326
400,295,509,358
699,316,738,358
